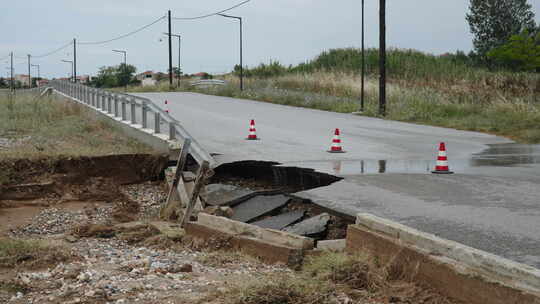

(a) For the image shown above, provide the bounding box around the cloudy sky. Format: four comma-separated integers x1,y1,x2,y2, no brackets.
1,0,539,79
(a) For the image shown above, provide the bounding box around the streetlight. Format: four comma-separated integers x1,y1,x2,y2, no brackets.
113,49,127,91
163,33,181,88
61,60,73,82
217,13,243,91
31,64,40,86
360,0,365,112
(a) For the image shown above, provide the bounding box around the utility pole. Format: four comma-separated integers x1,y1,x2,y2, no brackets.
163,33,182,88
10,52,13,92
73,38,77,83
27,54,31,88
360,0,365,112
218,14,243,91
379,0,386,116
168,10,173,89
113,49,127,91
31,64,40,86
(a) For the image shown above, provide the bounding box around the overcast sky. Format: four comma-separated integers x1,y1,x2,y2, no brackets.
1,0,539,79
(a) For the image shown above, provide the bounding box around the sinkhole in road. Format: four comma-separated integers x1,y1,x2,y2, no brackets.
207,160,353,241
210,160,343,193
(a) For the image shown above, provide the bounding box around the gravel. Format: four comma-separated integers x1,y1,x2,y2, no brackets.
3,181,290,303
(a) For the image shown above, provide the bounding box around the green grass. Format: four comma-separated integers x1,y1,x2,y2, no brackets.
0,238,72,269
0,92,154,159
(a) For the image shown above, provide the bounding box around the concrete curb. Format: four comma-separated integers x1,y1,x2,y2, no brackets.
196,213,314,250
348,213,540,304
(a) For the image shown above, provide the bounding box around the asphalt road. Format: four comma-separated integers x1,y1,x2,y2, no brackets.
136,92,540,269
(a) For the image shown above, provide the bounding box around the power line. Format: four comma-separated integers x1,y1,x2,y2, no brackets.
78,15,166,45
31,41,74,58
173,0,251,20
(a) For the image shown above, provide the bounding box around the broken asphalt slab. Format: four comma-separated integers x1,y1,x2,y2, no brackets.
283,213,331,237
231,194,291,223
250,210,305,230
204,183,254,206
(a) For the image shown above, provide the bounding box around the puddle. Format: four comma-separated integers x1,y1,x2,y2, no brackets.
280,143,540,176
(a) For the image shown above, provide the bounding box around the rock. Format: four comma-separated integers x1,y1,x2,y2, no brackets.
174,264,193,273
149,221,185,241
203,206,234,218
315,239,346,251
65,235,78,243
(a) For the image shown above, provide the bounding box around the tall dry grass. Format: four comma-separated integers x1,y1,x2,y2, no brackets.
0,93,153,159
193,71,540,143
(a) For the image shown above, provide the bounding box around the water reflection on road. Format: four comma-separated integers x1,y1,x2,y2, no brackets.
282,143,540,177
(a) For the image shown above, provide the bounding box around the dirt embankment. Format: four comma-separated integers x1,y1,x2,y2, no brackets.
0,154,167,201
0,154,168,235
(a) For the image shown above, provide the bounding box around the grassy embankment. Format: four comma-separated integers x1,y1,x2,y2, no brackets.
0,92,152,160
129,48,539,143
219,251,457,304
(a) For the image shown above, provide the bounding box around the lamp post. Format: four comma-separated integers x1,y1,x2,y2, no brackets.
61,60,73,82
31,64,40,86
360,0,365,112
218,13,243,91
163,33,181,88
113,49,127,91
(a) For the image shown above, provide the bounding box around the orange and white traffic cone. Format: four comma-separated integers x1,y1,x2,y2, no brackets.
165,100,170,114
432,142,454,174
328,128,345,153
246,119,259,140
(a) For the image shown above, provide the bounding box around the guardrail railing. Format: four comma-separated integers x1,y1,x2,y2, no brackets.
47,80,215,167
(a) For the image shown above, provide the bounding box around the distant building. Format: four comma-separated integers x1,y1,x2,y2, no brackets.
136,71,158,86
37,79,49,87
76,75,90,84
15,74,30,86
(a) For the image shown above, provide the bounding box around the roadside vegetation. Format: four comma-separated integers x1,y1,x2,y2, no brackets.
220,251,458,304
0,238,72,269
0,92,153,159
186,48,540,143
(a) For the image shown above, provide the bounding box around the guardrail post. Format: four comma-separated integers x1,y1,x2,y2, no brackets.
142,101,148,129
114,95,119,117
154,112,160,134
169,123,177,140
130,98,136,124
107,93,112,114
121,97,127,120
98,92,103,111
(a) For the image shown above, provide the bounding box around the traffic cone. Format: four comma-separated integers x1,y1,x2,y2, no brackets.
328,128,345,153
246,119,259,140
432,142,454,174
165,100,169,114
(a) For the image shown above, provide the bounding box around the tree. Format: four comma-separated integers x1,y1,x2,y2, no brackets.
92,64,137,88
466,0,536,59
117,63,137,87
488,30,540,71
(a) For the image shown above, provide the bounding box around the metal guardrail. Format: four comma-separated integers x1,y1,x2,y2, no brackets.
46,80,216,167
190,79,226,87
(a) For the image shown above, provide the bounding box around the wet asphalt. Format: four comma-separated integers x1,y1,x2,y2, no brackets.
135,92,540,269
